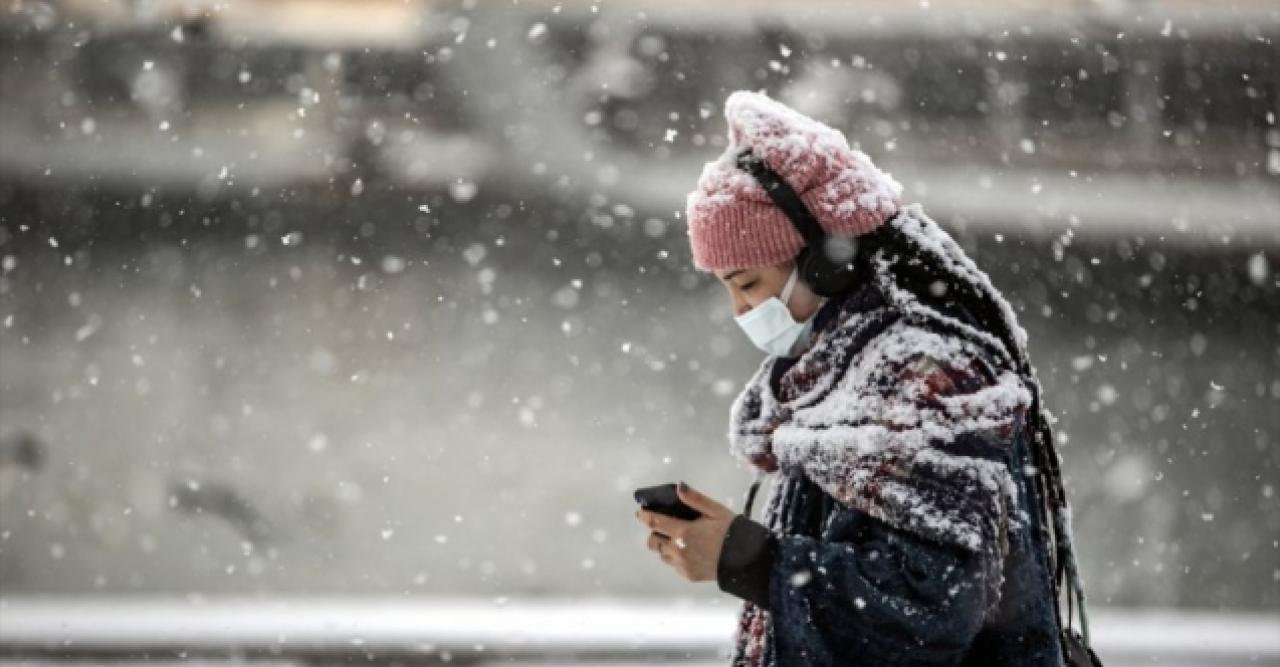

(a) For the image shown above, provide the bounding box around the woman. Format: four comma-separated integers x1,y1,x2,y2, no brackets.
634,90,1094,665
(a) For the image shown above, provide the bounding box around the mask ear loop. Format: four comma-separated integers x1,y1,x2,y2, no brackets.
781,264,828,328
779,264,800,306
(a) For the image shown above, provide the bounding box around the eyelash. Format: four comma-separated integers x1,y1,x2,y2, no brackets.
741,282,756,290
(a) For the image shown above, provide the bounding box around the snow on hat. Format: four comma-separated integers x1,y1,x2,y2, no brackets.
684,89,904,273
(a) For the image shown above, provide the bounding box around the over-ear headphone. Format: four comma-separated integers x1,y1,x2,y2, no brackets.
734,147,861,297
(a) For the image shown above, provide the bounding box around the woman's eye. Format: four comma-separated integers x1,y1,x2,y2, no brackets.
741,282,756,290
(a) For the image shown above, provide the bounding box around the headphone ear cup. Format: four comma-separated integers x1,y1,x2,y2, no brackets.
796,247,829,296
798,245,854,298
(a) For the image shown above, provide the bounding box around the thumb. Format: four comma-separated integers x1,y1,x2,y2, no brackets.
676,481,723,516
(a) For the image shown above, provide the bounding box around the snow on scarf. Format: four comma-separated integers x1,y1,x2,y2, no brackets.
725,202,1034,666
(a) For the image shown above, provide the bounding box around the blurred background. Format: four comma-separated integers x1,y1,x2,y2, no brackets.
0,0,1277,665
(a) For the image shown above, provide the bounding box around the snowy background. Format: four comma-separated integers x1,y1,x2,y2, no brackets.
0,0,1277,663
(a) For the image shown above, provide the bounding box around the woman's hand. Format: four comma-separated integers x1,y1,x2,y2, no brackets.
635,482,735,583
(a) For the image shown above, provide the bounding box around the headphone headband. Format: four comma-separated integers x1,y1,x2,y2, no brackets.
734,148,828,251
734,147,862,297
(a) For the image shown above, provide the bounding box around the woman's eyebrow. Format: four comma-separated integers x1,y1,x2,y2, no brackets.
724,269,745,281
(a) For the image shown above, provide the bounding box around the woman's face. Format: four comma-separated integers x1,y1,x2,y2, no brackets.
714,259,824,321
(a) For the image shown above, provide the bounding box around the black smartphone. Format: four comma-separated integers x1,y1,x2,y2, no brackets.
634,483,702,520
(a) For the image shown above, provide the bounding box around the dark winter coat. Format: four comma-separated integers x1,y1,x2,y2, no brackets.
714,204,1066,666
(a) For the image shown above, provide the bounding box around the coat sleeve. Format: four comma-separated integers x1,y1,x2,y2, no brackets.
718,322,1030,664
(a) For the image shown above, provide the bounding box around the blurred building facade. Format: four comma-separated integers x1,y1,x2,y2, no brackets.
0,0,1277,616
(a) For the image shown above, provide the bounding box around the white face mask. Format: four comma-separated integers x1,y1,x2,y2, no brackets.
734,265,821,358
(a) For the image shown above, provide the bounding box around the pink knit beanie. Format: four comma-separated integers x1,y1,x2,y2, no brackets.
685,90,904,273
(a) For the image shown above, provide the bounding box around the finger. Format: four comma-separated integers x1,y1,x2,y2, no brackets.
646,531,669,553
637,508,659,533
675,481,723,516
638,508,684,538
660,539,680,565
